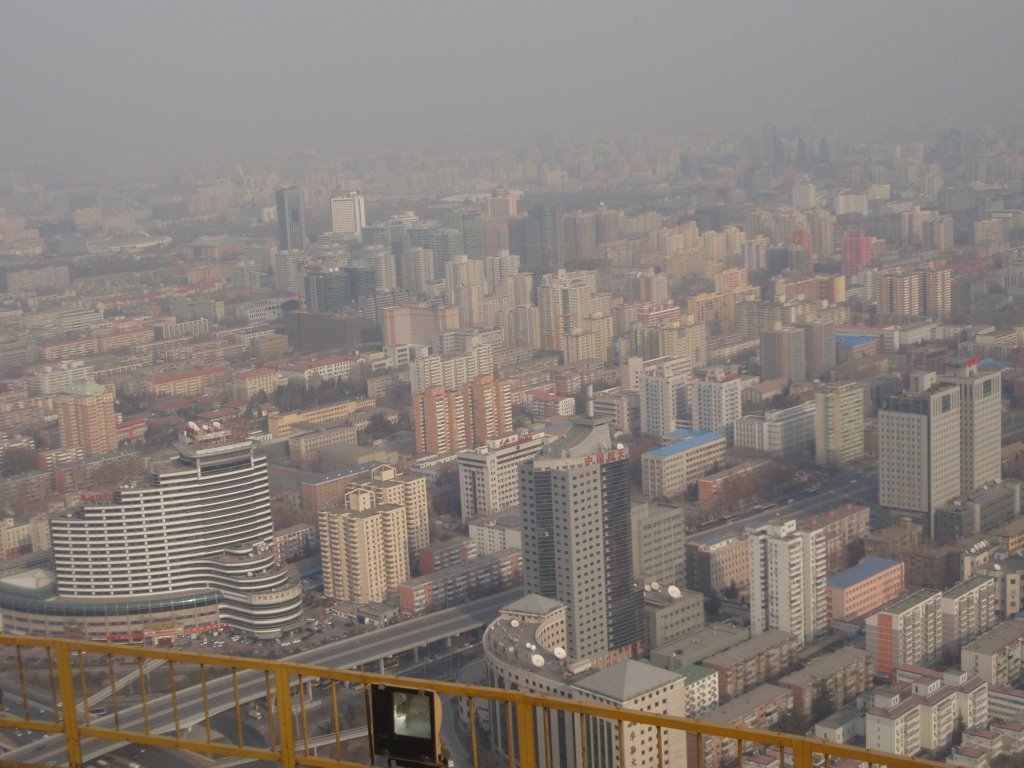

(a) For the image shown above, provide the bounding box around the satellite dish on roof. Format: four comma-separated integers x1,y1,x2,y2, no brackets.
553,647,567,660
668,585,682,599
212,421,222,429
510,619,520,628
644,585,652,592
531,654,545,668
187,421,199,431
651,581,661,591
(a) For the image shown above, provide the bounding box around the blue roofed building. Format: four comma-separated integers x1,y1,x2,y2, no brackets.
826,556,905,622
641,428,726,498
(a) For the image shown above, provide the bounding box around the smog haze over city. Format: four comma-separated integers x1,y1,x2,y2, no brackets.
6,2,1024,768
3,0,1024,174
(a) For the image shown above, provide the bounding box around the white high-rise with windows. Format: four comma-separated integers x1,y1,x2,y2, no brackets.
330,191,366,238
638,356,693,437
747,519,827,646
49,438,303,638
457,432,547,522
689,368,743,438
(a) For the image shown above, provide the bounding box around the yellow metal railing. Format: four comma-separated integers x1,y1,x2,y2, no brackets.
0,634,944,768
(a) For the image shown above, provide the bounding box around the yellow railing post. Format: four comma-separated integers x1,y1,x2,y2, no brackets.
515,699,537,768
273,665,297,768
55,643,83,768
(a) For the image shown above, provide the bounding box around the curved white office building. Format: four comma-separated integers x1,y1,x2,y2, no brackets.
35,440,303,640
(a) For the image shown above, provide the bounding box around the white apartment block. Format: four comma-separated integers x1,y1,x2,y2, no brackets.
641,429,726,499
747,519,827,646
409,345,494,395
865,589,943,680
277,355,356,389
689,369,743,438
467,513,522,555
457,432,547,522
867,668,988,757
682,664,719,717
941,576,998,651
638,356,692,437
733,400,815,455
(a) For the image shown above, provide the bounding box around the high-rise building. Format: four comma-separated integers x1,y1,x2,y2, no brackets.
879,383,961,538
537,269,600,353
689,369,743,438
520,416,644,663
807,208,835,257
349,464,430,564
800,320,836,380
273,249,307,298
760,324,807,384
456,208,486,260
509,204,563,273
446,254,487,327
638,356,693,436
275,186,306,251
938,360,1002,494
814,383,864,466
748,519,827,645
457,431,547,522
430,228,464,281
303,269,350,312
48,437,303,638
486,188,518,224
841,231,871,275
319,488,409,604
412,375,512,455
330,192,366,238
57,381,118,457
561,210,598,264
630,499,687,587
398,247,436,295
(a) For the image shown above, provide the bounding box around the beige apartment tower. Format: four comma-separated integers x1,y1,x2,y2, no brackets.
319,488,410,604
57,381,118,457
814,383,864,466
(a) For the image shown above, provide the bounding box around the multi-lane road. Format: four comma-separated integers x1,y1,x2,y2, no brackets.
3,586,523,766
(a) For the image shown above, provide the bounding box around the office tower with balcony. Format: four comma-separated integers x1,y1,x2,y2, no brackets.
46,436,303,639
275,186,306,251
747,519,827,646
519,416,644,663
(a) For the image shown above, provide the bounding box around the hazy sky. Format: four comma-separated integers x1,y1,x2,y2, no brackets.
2,0,1024,173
